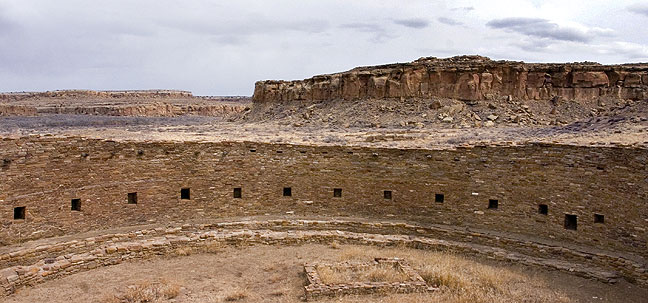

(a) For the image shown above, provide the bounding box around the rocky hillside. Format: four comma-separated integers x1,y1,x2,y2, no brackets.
245,94,647,128
253,55,648,103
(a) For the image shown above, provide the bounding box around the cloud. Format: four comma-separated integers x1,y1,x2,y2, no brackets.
340,22,383,32
595,41,648,59
0,5,16,34
340,22,394,42
160,17,330,41
486,17,612,43
437,17,463,26
451,6,474,12
0,1,646,95
628,3,648,16
393,18,430,29
511,38,552,52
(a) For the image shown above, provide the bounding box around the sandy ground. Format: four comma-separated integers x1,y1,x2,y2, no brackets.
0,115,646,150
4,244,647,303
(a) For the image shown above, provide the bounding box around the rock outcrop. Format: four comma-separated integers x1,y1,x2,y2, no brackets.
0,90,194,102
0,90,251,117
0,104,37,116
37,103,248,117
253,55,648,103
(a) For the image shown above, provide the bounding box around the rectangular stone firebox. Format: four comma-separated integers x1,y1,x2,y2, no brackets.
304,258,434,301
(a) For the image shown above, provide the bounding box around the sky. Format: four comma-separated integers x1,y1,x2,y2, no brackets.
0,0,647,95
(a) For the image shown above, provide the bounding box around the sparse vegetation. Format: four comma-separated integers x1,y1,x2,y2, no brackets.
329,240,341,249
332,246,571,303
11,244,637,303
171,241,224,257
223,288,248,301
316,263,410,284
173,247,193,256
101,279,181,303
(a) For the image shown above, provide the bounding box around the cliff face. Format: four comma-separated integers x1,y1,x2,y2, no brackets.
0,104,37,116
0,90,251,117
0,90,194,101
253,56,648,103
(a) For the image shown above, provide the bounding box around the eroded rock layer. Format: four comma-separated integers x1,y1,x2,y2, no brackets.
0,90,194,101
253,55,648,102
0,105,37,117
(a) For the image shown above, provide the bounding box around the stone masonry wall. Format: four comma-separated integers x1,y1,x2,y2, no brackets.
253,55,648,102
0,137,646,260
0,222,640,297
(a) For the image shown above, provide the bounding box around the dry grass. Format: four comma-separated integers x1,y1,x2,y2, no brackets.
173,247,193,256
101,278,181,303
317,263,410,284
329,240,341,249
332,245,571,303
223,288,248,301
172,242,225,257
8,244,591,303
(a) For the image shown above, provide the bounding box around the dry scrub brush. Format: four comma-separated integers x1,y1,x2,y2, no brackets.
333,245,571,303
223,288,249,301
316,263,409,284
101,278,181,303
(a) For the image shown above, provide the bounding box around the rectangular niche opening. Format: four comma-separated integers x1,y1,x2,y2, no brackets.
564,214,578,230
128,192,138,204
594,214,605,224
283,187,292,197
181,188,191,200
333,188,342,198
13,206,25,220
71,199,81,211
488,199,499,209
538,204,548,215
435,193,444,203
233,187,242,198
384,190,392,200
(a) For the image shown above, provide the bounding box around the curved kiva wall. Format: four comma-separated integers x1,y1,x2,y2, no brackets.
0,137,647,258
0,220,641,296
253,56,648,102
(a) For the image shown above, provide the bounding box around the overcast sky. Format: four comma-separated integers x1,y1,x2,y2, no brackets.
1,0,647,95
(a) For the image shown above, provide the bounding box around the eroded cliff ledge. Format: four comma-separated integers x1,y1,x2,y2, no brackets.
0,90,251,117
253,55,648,103
0,89,194,102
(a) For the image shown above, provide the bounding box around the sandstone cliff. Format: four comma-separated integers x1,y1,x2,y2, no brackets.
0,104,37,116
253,56,648,103
0,90,251,118
0,89,194,102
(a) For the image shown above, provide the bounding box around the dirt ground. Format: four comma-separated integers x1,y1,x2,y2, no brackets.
4,244,647,303
0,113,646,151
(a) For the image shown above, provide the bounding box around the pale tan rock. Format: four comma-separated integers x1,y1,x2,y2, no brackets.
253,55,648,103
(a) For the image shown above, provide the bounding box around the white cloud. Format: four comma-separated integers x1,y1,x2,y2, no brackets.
486,17,615,43
0,0,645,95
628,3,648,16
393,18,430,29
438,17,463,26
